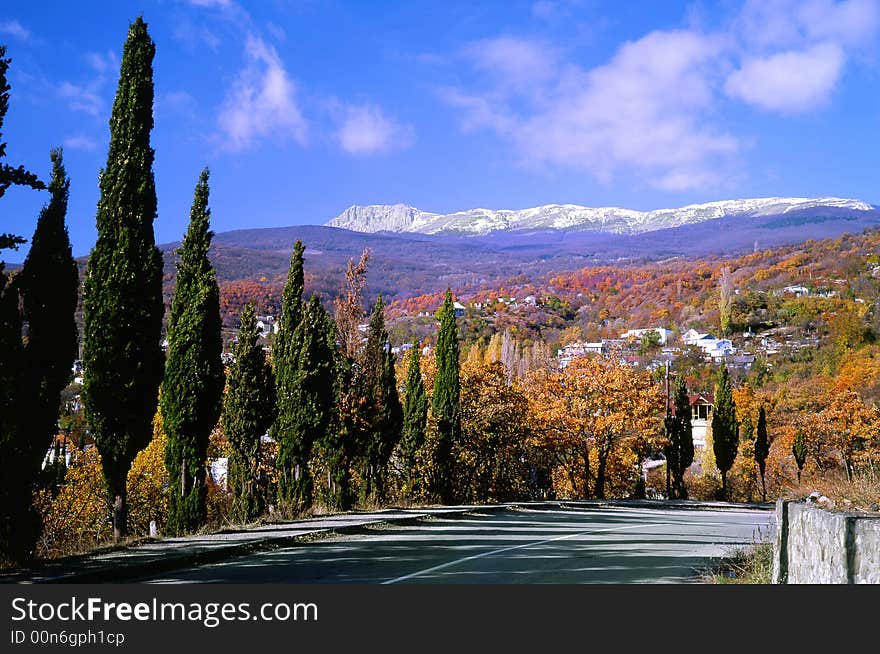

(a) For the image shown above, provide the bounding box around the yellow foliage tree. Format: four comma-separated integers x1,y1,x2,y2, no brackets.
127,411,169,536
36,410,171,558
454,359,533,503
34,447,111,559
527,357,663,499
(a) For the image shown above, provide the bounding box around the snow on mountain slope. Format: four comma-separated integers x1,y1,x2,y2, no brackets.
326,198,876,236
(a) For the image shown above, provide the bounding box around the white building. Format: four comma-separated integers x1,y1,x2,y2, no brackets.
682,329,713,346
688,393,713,450
621,328,672,345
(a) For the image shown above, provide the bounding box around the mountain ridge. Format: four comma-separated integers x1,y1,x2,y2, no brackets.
326,197,877,236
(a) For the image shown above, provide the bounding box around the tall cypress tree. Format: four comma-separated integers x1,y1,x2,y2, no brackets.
0,150,73,563
359,295,402,502
274,240,305,366
792,428,807,484
161,168,225,535
400,343,427,491
754,405,769,502
0,45,48,564
711,363,738,501
665,375,693,499
0,263,24,563
431,289,460,504
319,314,354,511
272,241,306,510
275,294,335,512
223,303,276,524
82,17,164,540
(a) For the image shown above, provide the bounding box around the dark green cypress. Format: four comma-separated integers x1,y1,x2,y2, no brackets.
0,47,49,564
400,343,426,492
319,315,354,511
0,264,24,564
711,364,738,501
274,240,305,366
275,294,335,512
8,149,78,556
161,168,225,535
665,375,693,499
754,405,769,502
359,295,402,502
223,303,276,524
271,240,304,506
792,428,807,484
81,17,164,540
431,289,460,504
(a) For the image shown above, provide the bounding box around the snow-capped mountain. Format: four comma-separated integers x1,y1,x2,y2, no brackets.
326,197,877,236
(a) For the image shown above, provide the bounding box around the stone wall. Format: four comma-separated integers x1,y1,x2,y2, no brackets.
773,499,880,584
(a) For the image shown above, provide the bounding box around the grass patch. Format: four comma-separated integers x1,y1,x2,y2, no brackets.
703,540,773,584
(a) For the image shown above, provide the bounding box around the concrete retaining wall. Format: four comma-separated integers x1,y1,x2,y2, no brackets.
773,499,880,584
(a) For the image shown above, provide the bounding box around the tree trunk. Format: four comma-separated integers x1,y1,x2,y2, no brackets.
581,448,590,499
595,451,608,500
112,491,127,541
665,457,671,499
759,462,766,502
720,471,727,502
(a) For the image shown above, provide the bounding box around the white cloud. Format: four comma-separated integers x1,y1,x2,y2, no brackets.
445,31,738,191
440,0,880,190
0,20,30,41
58,81,104,117
335,104,414,155
217,34,307,151
737,0,879,49
724,1,878,113
725,43,846,113
63,135,98,151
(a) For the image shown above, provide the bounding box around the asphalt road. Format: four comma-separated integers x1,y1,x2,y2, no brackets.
136,504,774,584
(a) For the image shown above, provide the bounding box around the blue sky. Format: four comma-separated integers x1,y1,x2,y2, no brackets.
1,0,878,262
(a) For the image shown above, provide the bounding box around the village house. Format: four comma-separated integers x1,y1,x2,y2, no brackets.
774,285,811,297
682,329,736,360
621,327,672,345
255,315,280,338
391,343,414,356
687,392,714,450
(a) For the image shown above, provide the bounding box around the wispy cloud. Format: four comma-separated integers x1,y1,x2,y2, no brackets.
186,0,234,8
85,50,118,75
55,50,119,119
58,81,104,117
0,19,31,42
335,104,414,155
217,34,307,151
463,36,561,93
63,134,98,151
